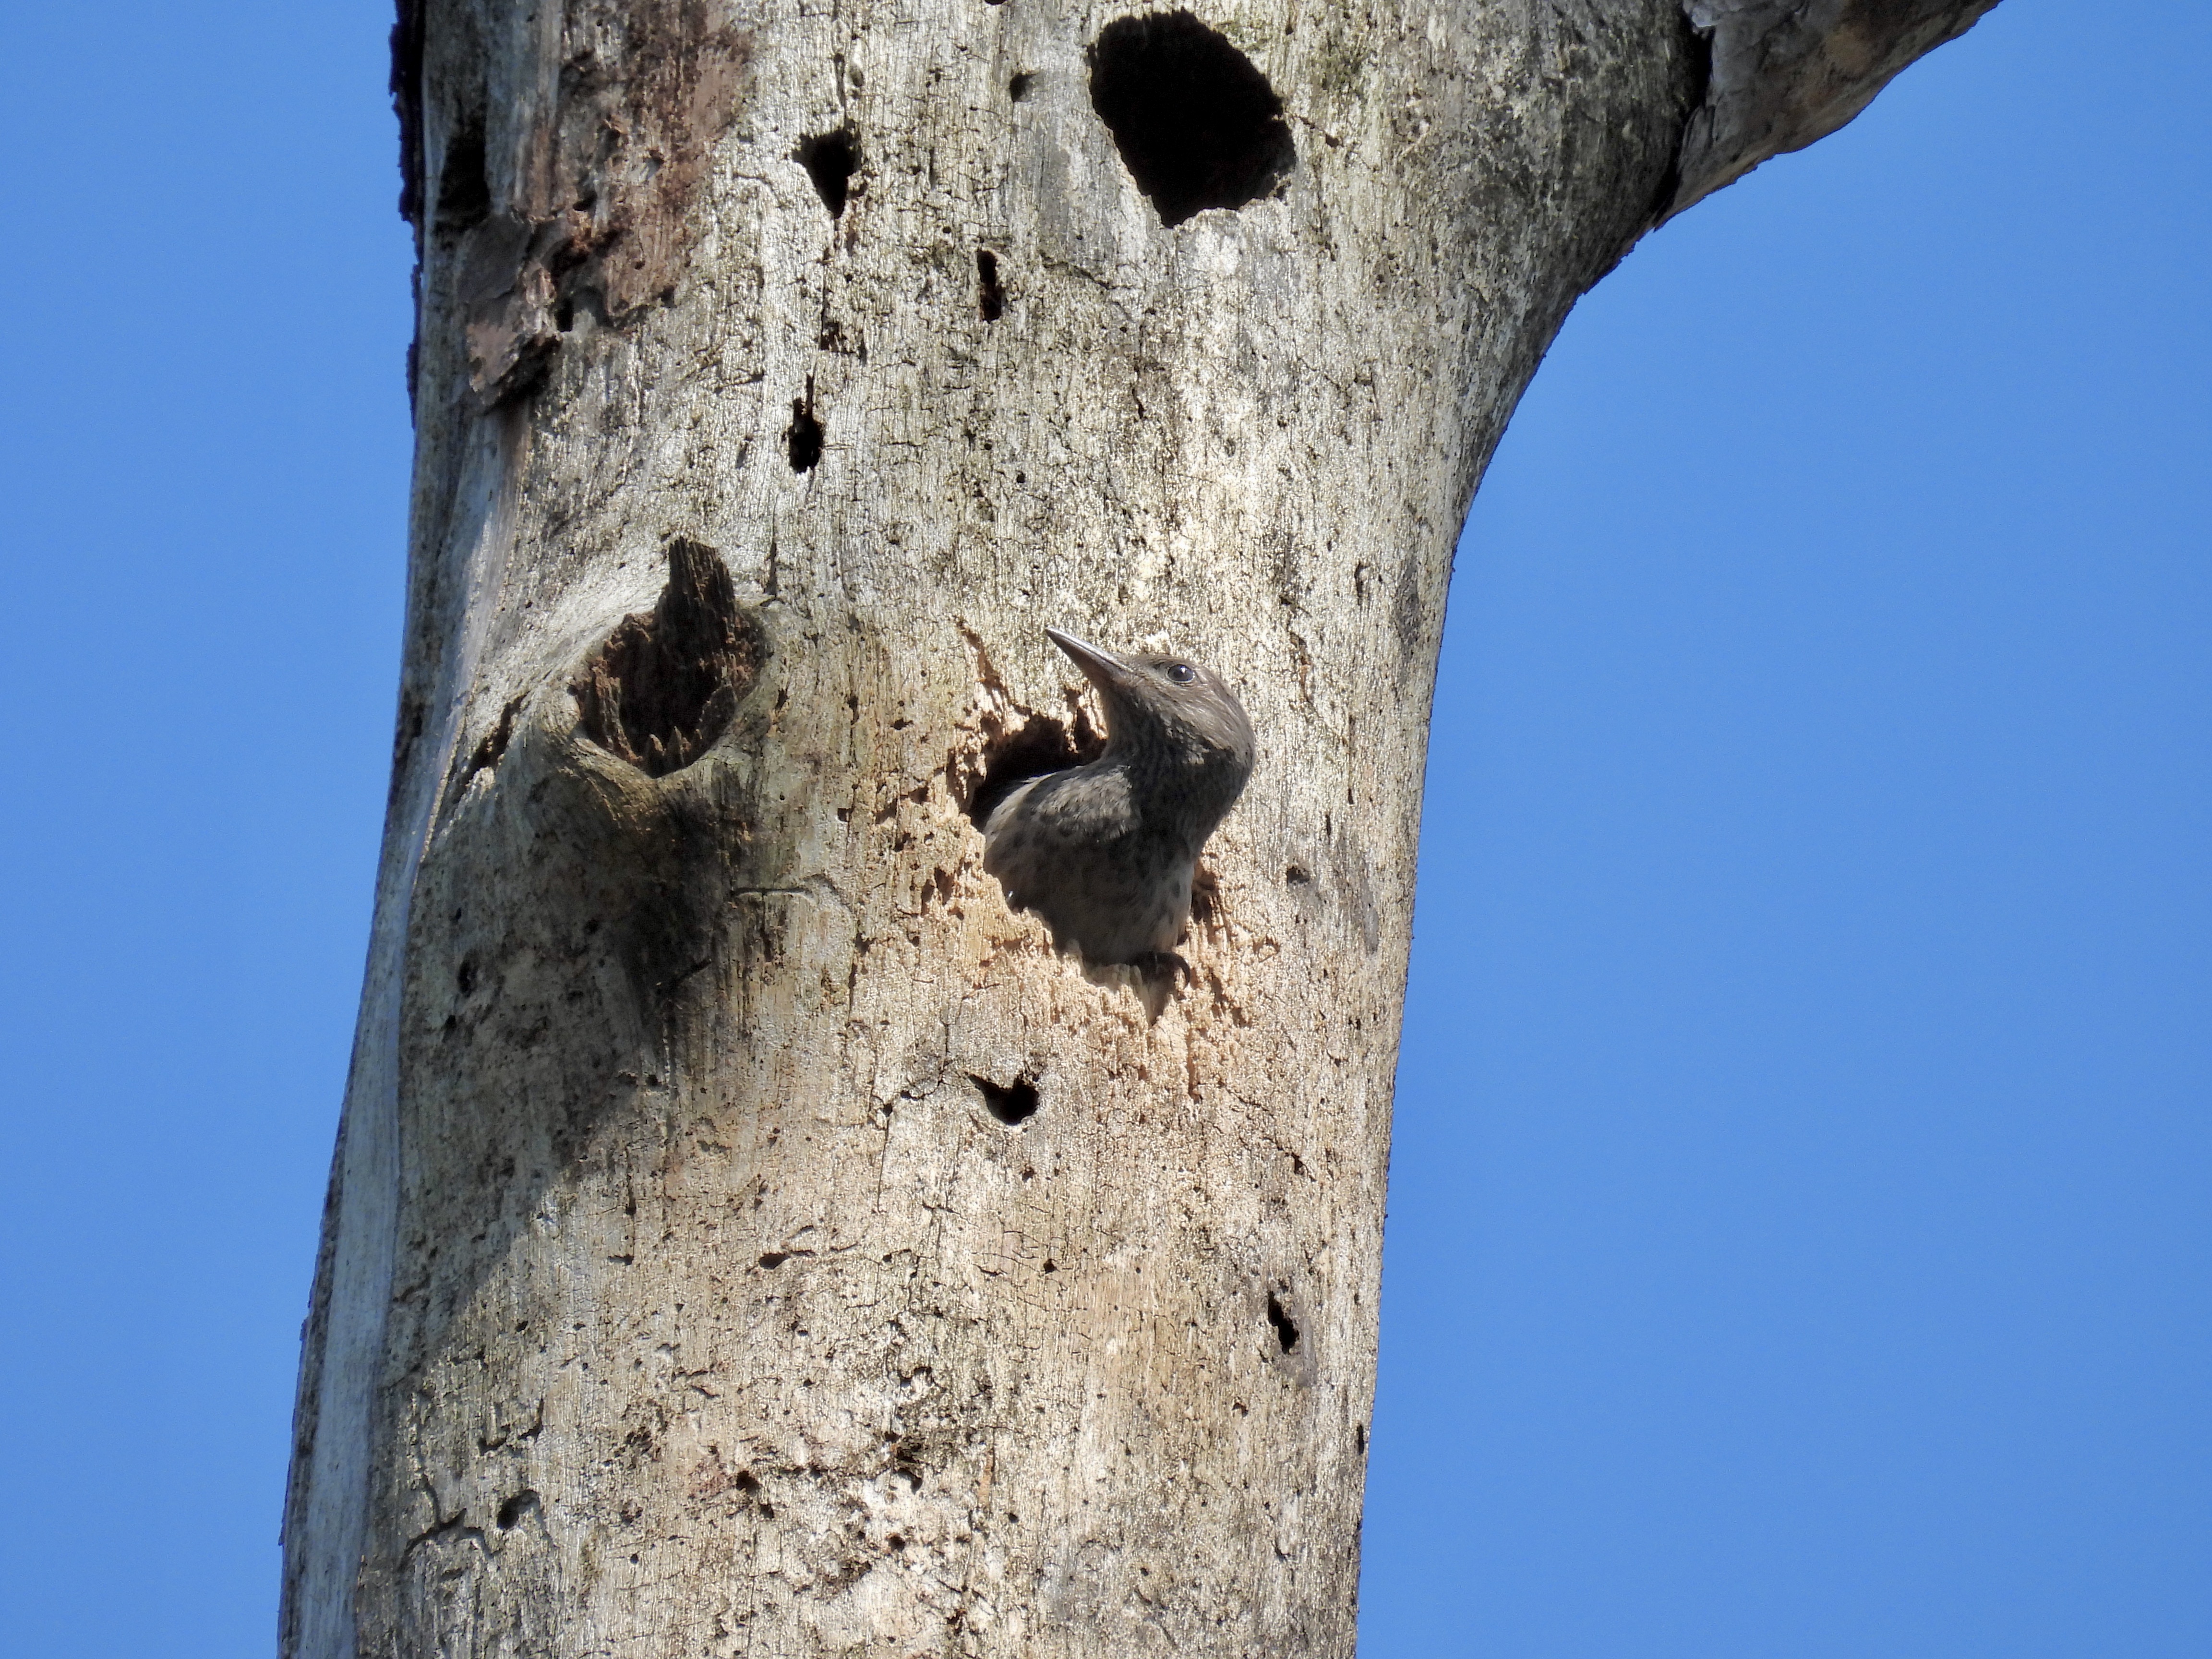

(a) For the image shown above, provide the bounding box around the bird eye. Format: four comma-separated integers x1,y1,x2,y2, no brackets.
1165,663,1196,684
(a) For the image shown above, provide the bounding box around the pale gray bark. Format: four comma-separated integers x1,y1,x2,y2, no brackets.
283,2,1997,1653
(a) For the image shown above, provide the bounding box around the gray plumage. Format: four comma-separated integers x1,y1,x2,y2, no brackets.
984,628,1255,968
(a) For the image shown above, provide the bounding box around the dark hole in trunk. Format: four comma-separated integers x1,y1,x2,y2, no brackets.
1087,11,1296,227
793,127,862,216
962,711,1105,830
434,116,492,237
976,249,1006,321
787,375,824,472
971,1074,1039,1126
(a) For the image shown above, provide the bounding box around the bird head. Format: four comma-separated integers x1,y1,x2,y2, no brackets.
1046,628,1255,790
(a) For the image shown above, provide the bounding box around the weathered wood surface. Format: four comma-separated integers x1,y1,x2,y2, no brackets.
282,1,1998,1653
1671,0,2004,215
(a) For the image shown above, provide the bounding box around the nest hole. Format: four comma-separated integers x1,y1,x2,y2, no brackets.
1265,1289,1300,1354
1087,11,1296,227
962,710,1105,830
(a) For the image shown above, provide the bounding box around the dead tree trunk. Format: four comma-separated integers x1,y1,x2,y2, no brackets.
282,1,1997,1652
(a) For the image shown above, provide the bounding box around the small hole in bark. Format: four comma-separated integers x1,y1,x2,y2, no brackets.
888,1533,907,1550
787,376,824,472
971,1074,1039,1126
733,1470,761,1494
495,1491,539,1530
456,958,478,996
758,1251,790,1269
571,537,765,777
1087,11,1296,227
1354,1421,1368,1455
1285,864,1310,885
963,711,1104,829
977,250,1006,321
793,127,862,216
1009,72,1034,101
1042,1258,1056,1273
1265,1290,1300,1353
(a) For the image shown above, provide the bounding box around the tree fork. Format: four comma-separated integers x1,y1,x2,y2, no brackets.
284,1,1998,1652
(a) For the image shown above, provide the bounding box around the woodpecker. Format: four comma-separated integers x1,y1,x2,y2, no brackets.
983,628,1254,974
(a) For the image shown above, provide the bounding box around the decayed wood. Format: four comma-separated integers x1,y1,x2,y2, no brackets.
283,1,1998,1653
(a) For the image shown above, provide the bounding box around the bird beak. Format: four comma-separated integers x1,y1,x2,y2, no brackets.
1046,627,1133,694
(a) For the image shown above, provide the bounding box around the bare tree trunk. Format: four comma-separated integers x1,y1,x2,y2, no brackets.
282,1,1996,1652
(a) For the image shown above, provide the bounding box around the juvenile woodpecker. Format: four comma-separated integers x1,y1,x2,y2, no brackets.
983,628,1255,971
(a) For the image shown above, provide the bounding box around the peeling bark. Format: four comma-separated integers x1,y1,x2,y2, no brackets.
285,0,1998,1653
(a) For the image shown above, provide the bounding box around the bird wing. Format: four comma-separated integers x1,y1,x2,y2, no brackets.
981,776,1043,880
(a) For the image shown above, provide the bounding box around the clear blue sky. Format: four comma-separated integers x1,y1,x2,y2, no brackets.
1,5,2203,1655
